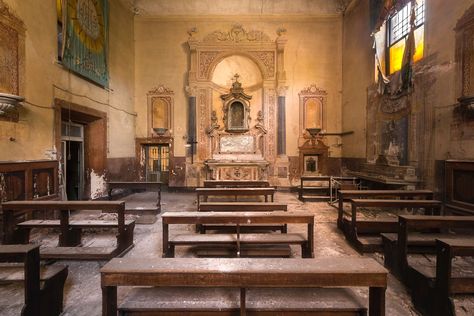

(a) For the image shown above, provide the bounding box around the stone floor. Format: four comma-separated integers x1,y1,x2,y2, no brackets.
0,190,472,315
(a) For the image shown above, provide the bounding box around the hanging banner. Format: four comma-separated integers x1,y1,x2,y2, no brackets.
62,0,108,87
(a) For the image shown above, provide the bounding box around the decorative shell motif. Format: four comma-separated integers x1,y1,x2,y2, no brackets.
0,92,23,115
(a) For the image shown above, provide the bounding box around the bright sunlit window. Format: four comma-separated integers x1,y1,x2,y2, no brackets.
388,0,425,74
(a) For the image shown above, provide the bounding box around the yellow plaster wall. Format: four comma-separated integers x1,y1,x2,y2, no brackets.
341,0,373,158
134,17,343,158
0,0,135,161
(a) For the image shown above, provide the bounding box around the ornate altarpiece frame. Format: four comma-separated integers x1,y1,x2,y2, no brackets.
298,84,327,145
186,25,287,179
147,85,174,137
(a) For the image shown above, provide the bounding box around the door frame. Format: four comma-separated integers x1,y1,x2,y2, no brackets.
135,136,174,183
54,99,107,199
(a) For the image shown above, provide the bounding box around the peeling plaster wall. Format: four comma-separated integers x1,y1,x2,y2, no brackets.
134,17,343,159
426,0,474,160
89,169,107,199
341,0,474,189
0,0,135,162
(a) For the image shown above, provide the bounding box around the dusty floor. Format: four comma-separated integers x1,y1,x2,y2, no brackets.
0,190,472,315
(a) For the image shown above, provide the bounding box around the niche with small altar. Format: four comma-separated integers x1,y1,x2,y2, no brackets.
297,84,330,175
205,75,268,180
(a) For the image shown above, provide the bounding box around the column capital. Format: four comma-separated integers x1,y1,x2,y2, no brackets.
277,86,289,97
185,85,199,97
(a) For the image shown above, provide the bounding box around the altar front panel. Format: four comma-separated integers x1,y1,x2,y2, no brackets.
206,162,268,180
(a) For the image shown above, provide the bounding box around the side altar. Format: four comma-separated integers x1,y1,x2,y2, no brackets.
204,76,269,180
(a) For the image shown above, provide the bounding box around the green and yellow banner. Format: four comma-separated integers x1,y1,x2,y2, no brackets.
61,0,108,87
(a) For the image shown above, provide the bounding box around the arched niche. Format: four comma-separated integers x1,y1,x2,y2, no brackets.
211,55,262,133
147,85,174,137
212,55,263,89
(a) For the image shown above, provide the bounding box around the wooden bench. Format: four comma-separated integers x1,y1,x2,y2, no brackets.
337,190,434,230
162,211,314,258
0,244,68,316
100,257,387,316
198,202,288,233
346,199,442,253
381,215,474,278
298,175,331,201
1,201,135,260
433,238,474,316
203,180,270,188
196,187,276,209
107,181,162,213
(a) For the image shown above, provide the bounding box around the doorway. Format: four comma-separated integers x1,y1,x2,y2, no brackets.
61,121,84,200
144,145,169,184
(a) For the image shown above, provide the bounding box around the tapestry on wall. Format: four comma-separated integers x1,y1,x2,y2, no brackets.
62,0,108,87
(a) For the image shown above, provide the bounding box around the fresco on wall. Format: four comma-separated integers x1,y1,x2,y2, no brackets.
62,0,109,86
381,117,408,165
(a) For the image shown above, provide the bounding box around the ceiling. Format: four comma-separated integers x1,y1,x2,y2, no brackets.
118,0,353,17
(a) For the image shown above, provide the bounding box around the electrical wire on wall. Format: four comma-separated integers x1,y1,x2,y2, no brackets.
20,86,137,117
52,84,137,117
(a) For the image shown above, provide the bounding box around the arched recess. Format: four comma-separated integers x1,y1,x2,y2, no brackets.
211,54,263,131
186,24,287,185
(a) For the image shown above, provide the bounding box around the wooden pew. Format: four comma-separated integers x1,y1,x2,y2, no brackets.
346,199,442,253
298,175,331,201
197,202,288,233
162,211,314,258
381,215,474,278
107,181,162,213
203,180,270,188
434,238,474,316
1,201,135,260
0,244,68,316
196,187,276,209
198,202,287,212
101,257,387,316
337,189,434,230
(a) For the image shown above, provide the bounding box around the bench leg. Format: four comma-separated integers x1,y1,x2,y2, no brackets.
369,287,385,316
164,245,175,258
12,228,31,244
40,266,68,316
117,223,135,253
240,288,246,316
301,242,313,258
102,286,117,316
59,228,82,247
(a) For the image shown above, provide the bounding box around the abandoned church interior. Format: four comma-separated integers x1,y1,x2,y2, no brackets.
1,0,474,315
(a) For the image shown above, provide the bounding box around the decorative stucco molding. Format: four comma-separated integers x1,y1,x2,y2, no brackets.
299,84,328,96
148,84,174,95
203,24,272,43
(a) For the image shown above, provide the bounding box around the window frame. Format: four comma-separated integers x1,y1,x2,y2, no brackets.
385,0,425,75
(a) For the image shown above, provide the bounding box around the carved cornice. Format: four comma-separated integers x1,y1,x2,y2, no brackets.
0,1,25,32
203,24,272,43
299,84,327,96
147,85,174,95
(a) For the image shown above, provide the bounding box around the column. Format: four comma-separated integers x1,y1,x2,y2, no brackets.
277,95,286,155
